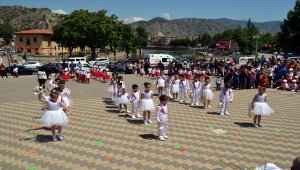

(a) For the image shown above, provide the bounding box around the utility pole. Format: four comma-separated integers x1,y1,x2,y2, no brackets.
253,35,260,54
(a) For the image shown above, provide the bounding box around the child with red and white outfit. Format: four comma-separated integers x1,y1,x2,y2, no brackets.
219,82,233,116
186,68,193,80
156,95,169,141
140,67,145,77
63,68,71,81
155,68,161,79
148,67,153,78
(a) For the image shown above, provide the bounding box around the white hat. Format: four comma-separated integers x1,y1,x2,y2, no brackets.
292,79,296,83
283,79,287,82
64,68,68,71
289,68,293,71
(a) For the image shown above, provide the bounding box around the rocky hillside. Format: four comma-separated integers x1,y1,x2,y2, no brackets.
131,17,282,37
0,6,282,36
0,6,64,31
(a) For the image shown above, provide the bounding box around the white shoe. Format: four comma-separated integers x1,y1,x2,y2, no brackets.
137,114,142,118
225,112,230,115
131,115,136,119
144,120,148,124
191,103,195,106
253,123,259,128
148,120,153,124
52,135,57,142
220,112,224,116
57,133,63,140
159,136,165,141
163,135,168,139
179,100,183,103
126,110,130,113
195,103,199,106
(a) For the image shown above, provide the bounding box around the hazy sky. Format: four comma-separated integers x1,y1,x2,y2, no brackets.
0,0,295,23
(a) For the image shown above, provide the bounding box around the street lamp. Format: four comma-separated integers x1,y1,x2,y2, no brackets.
253,35,260,54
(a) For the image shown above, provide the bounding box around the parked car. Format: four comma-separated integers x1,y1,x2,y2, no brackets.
22,61,42,70
39,63,59,74
6,65,37,76
95,58,109,66
239,55,255,60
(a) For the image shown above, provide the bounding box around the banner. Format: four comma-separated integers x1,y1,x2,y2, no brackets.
216,40,230,49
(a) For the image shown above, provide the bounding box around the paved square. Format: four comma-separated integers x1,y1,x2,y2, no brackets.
0,75,299,170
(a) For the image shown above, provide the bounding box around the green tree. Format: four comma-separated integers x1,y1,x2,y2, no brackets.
133,27,149,56
119,24,134,57
278,1,300,54
0,23,14,44
200,33,212,47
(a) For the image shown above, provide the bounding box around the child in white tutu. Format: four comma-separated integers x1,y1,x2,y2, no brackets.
250,86,274,127
129,84,141,118
165,74,173,98
156,95,169,141
156,76,165,96
107,73,117,100
58,84,73,107
39,90,71,141
191,75,202,106
116,81,130,113
172,75,180,101
202,78,214,109
139,82,155,124
219,82,233,116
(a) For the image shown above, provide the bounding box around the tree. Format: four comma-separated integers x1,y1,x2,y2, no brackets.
0,23,14,44
133,27,149,56
200,33,212,47
278,1,300,54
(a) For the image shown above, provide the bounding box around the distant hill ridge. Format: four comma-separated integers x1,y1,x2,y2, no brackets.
130,17,282,37
0,6,282,37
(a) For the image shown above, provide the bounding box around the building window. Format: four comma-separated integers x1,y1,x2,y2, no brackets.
26,39,30,45
33,37,37,42
20,37,23,42
48,41,51,47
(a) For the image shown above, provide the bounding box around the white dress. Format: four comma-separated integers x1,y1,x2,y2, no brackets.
41,96,69,127
107,79,117,93
60,88,72,107
172,79,180,93
203,84,214,100
157,78,165,87
252,93,274,116
191,81,202,97
141,90,155,111
116,88,130,104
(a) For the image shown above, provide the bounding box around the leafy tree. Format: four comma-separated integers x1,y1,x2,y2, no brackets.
278,1,300,54
133,27,149,56
200,33,212,47
0,23,14,44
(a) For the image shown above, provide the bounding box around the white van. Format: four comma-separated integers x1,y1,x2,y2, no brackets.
67,57,87,64
144,54,176,67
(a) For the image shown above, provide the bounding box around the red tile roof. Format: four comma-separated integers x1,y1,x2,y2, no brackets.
15,29,53,34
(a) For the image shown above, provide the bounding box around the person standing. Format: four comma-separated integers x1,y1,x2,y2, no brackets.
37,67,47,89
0,63,7,78
12,64,18,78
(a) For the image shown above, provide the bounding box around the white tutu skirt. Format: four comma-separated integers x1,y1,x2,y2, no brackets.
141,99,155,111
252,102,274,116
63,97,73,107
116,93,130,104
107,85,114,93
172,85,180,93
203,90,214,100
41,109,69,127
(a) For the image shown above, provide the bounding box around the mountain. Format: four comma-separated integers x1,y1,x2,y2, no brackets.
0,6,282,37
131,17,282,38
0,6,64,31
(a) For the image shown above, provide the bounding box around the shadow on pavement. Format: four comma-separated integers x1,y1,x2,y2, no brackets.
126,119,144,124
234,122,254,127
139,134,157,140
207,112,220,115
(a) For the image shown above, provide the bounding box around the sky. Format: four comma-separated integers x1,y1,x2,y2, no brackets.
0,0,296,23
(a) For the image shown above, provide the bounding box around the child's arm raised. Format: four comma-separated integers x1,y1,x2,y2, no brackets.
38,93,47,103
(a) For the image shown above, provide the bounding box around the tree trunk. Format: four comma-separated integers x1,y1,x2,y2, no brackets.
69,47,73,57
138,47,142,57
91,46,96,60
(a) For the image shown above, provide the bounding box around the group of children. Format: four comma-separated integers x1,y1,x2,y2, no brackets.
36,76,74,141
276,68,300,91
107,72,274,142
90,67,111,83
